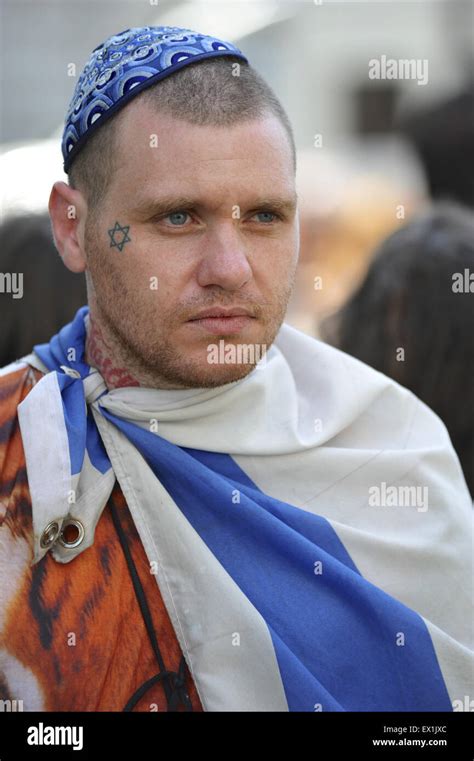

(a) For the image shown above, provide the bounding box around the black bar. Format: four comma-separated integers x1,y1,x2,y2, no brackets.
0,711,472,759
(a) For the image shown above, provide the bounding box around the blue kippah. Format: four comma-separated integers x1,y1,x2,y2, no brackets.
61,25,248,173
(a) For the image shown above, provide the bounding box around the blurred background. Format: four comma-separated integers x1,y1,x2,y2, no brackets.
1,0,473,491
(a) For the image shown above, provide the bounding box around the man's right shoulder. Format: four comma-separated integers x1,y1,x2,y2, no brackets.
0,358,46,396
0,359,46,474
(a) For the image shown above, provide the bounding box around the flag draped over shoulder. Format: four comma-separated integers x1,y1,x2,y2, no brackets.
17,305,473,712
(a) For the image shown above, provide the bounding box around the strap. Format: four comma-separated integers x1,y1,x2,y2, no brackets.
108,490,193,712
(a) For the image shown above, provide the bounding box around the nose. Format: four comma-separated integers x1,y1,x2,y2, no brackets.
196,223,252,290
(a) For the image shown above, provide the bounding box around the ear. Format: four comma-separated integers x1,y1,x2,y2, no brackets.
48,181,88,273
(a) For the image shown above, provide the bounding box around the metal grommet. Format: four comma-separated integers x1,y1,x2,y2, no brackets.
60,365,81,379
40,521,61,549
58,519,85,549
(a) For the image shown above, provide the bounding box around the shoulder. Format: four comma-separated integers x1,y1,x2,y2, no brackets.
274,322,463,461
0,356,46,405
0,356,46,479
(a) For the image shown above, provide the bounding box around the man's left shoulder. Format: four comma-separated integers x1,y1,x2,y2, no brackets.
275,322,456,454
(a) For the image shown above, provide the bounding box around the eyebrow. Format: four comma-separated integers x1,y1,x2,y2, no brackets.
131,193,298,218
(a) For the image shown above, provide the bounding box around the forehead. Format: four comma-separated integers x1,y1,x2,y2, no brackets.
109,99,295,202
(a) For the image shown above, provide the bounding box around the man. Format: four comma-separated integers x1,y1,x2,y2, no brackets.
0,25,472,713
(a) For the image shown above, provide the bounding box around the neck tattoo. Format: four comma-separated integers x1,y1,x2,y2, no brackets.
85,318,141,390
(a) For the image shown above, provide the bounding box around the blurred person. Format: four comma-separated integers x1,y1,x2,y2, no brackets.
400,86,474,208
287,142,425,337
321,202,474,497
289,160,421,335
0,26,472,714
0,213,87,367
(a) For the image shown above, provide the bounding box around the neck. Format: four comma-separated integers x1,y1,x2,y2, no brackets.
85,315,141,390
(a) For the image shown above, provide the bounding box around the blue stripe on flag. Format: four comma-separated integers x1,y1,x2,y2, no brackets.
99,409,453,712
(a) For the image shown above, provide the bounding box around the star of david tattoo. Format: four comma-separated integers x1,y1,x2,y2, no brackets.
108,221,131,252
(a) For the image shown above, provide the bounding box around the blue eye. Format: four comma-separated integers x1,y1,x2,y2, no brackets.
167,211,189,225
254,211,277,223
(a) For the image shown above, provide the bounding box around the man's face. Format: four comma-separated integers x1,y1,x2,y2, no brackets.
84,99,299,388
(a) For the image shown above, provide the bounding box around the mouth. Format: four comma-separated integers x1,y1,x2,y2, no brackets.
186,308,256,336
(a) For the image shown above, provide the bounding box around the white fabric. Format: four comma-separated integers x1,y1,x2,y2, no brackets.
15,323,474,711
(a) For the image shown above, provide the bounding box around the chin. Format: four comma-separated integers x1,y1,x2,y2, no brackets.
181,360,258,388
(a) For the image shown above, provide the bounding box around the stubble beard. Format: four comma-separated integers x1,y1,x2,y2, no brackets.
84,217,296,389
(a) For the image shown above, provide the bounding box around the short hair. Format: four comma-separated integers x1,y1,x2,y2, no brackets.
68,56,296,213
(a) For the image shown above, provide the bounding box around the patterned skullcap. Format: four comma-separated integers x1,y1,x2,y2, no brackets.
61,26,248,173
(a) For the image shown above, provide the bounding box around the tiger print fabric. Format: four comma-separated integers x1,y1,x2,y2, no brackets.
0,363,203,712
